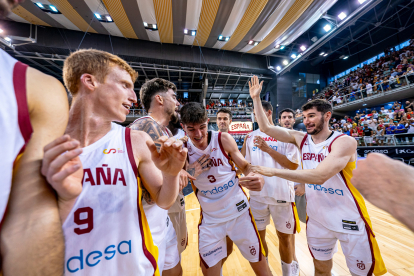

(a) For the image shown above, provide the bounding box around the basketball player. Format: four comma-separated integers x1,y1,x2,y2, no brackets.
41,49,187,275
0,1,66,274
129,78,209,276
216,108,232,132
248,76,387,276
241,103,301,276
180,102,271,276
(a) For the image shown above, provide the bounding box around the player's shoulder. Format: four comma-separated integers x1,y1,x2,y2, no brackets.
128,116,163,133
332,134,357,149
130,128,152,144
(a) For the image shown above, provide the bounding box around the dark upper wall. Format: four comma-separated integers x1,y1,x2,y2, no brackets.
0,19,271,74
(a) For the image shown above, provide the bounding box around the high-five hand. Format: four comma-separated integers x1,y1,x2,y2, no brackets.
187,154,211,179
147,136,187,176
249,75,264,99
239,172,265,191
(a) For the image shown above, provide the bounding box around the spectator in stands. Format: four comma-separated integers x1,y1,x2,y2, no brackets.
404,100,414,112
406,108,413,119
395,120,407,134
408,118,414,133
216,108,232,133
394,110,404,123
363,123,374,146
375,125,385,146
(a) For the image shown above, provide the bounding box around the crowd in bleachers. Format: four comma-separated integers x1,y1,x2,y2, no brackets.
206,100,252,109
327,100,414,146
314,37,414,105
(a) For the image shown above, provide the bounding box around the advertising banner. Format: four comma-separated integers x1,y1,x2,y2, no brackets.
357,146,414,159
229,121,253,134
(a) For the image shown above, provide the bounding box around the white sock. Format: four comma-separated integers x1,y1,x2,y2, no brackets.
281,261,292,276
291,261,299,276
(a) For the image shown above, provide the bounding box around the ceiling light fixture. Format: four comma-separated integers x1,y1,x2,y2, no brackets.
300,45,306,51
219,35,223,40
0,28,3,33
338,12,347,20
280,45,285,50
291,54,297,59
323,24,332,32
94,13,101,19
254,42,258,46
184,29,188,34
283,60,288,65
225,37,229,41
249,40,253,45
49,5,58,12
320,52,325,55
5,37,11,42
152,24,157,29
358,0,366,4
276,66,281,71
143,22,148,27
323,53,328,57
36,2,44,8
106,15,112,22
275,44,280,49
191,31,196,36
343,56,349,59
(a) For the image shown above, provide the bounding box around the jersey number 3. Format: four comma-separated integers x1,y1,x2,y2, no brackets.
74,207,94,235
207,175,217,183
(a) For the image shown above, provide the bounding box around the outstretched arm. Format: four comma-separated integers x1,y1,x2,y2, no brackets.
252,136,357,185
253,136,299,170
249,76,304,146
2,67,68,275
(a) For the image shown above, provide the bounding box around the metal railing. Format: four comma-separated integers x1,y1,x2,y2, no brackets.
328,72,414,106
127,109,147,117
354,133,414,147
126,107,254,118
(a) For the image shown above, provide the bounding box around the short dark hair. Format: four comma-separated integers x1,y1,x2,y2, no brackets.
217,108,232,119
279,108,295,119
261,101,273,112
302,99,332,115
140,78,177,112
180,102,208,125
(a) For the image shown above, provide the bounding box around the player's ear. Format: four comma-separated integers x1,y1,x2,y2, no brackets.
80,73,97,92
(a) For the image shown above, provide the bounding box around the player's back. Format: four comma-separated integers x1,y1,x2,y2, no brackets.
186,131,249,223
63,123,158,275
0,49,32,224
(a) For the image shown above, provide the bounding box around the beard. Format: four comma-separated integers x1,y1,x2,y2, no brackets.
169,111,179,125
306,117,325,135
0,0,16,18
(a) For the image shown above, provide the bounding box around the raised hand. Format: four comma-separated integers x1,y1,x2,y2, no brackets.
187,154,211,179
147,136,187,176
254,136,270,152
251,165,276,177
249,75,264,99
239,172,265,191
41,135,83,202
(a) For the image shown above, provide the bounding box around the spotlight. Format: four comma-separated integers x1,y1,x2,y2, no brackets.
254,41,258,46
300,45,306,51
338,12,347,20
36,2,44,8
275,44,280,49
291,54,297,59
283,60,288,65
362,103,367,106
184,29,188,34
152,24,157,29
358,0,366,4
5,37,11,41
225,37,229,41
144,22,148,27
343,56,349,59
219,35,223,40
94,13,101,19
0,28,3,33
106,16,112,22
249,40,253,45
276,66,281,71
191,31,196,36
49,5,58,12
323,53,328,57
323,24,332,32
280,45,285,50
320,52,325,55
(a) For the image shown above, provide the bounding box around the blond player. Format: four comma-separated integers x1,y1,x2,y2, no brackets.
41,50,187,275
241,103,301,276
249,76,387,276
181,102,271,276
0,0,67,274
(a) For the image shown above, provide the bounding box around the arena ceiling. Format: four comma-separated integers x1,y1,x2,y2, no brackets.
6,0,338,55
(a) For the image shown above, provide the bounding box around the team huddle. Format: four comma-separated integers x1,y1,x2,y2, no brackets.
2,46,388,276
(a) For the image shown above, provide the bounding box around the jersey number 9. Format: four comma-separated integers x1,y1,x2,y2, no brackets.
74,207,94,235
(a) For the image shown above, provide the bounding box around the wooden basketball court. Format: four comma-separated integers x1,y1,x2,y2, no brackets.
181,192,414,276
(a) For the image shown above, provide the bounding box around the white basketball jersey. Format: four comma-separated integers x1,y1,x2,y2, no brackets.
0,49,32,227
168,129,186,213
63,123,158,275
301,131,374,236
185,131,249,224
245,129,299,204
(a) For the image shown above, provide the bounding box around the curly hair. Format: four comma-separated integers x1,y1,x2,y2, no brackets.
140,78,177,112
63,49,137,95
180,102,208,125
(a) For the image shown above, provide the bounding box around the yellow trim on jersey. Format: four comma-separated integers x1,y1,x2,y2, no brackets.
342,161,387,276
137,177,160,276
292,203,301,233
247,208,267,258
